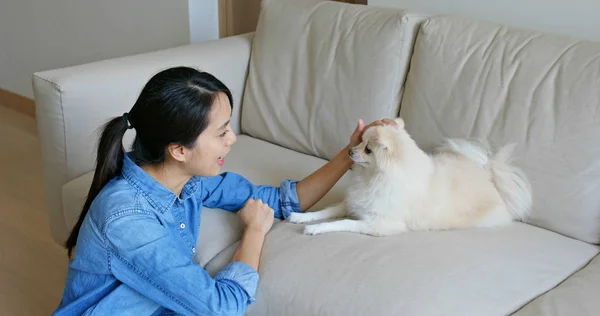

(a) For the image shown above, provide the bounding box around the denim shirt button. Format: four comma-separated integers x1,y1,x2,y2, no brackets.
192,247,196,253
179,223,185,229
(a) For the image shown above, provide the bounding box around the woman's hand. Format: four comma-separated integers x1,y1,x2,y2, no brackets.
238,199,275,235
231,199,274,272
348,118,399,148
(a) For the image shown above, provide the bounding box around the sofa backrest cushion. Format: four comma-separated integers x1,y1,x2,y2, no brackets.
400,15,600,244
241,0,428,160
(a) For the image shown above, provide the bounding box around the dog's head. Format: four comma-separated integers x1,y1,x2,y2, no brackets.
348,118,416,172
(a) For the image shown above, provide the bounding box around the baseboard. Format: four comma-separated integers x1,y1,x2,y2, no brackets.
0,88,35,118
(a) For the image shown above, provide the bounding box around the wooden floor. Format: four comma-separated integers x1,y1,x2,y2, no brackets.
0,105,68,315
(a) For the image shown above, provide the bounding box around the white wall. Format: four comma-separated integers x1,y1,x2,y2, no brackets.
369,0,600,42
0,0,191,99
188,0,219,43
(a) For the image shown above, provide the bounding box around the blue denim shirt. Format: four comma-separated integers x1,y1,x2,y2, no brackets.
53,153,302,316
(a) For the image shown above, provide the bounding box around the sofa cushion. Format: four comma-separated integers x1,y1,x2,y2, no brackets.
204,221,599,315
61,135,349,267
241,0,428,160
514,253,600,316
399,15,600,244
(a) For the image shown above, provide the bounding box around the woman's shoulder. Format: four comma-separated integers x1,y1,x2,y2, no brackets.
88,176,157,231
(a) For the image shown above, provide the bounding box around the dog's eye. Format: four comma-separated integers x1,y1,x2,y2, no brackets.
365,146,372,154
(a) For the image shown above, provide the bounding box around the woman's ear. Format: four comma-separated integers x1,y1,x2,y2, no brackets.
167,143,187,163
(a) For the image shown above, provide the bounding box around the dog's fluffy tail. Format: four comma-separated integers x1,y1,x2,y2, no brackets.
488,144,532,221
442,139,532,221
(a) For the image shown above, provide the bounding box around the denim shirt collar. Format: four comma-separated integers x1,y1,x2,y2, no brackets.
121,152,199,213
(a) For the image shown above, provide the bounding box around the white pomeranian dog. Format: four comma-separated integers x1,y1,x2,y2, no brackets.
289,118,532,236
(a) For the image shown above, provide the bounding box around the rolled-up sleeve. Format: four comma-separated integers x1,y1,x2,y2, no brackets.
105,212,259,316
199,172,302,219
277,179,302,219
214,262,259,303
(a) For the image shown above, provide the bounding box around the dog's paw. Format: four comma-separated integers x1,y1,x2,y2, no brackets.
288,212,310,224
303,224,324,235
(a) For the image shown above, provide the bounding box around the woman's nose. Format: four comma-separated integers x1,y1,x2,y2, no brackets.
228,132,237,146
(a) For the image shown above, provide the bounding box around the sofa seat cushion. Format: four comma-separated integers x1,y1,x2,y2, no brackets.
242,0,428,160
399,15,600,244
61,135,349,266
514,254,600,315
204,221,598,316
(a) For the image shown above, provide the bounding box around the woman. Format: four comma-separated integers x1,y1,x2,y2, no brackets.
53,66,394,315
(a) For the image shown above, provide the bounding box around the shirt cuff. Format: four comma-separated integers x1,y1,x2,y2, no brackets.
278,179,302,219
214,261,260,304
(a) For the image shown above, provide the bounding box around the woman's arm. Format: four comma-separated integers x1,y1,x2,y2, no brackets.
231,228,266,271
106,214,259,316
295,145,353,211
231,199,274,271
295,119,397,211
200,172,300,219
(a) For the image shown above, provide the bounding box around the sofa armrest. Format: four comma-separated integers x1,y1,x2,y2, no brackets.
33,33,254,244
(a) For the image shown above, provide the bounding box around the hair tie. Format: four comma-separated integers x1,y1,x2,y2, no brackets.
122,113,134,130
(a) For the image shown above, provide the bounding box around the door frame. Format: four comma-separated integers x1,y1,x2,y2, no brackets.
218,0,234,38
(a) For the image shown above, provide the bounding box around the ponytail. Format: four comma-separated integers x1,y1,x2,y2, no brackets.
65,114,131,257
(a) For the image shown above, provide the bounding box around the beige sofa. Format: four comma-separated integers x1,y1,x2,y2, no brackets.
33,0,600,315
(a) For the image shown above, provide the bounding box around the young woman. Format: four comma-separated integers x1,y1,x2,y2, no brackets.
53,66,395,316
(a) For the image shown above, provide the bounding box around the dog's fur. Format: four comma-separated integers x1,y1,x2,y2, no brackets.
289,118,532,236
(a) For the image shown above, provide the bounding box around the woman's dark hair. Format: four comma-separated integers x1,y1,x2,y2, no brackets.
65,66,233,257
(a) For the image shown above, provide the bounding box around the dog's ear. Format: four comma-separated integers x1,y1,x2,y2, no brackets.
393,117,405,129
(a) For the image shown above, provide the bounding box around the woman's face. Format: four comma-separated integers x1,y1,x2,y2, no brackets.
186,92,237,177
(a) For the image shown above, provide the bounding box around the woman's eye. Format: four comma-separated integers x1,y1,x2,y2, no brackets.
220,130,229,137
365,146,372,154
